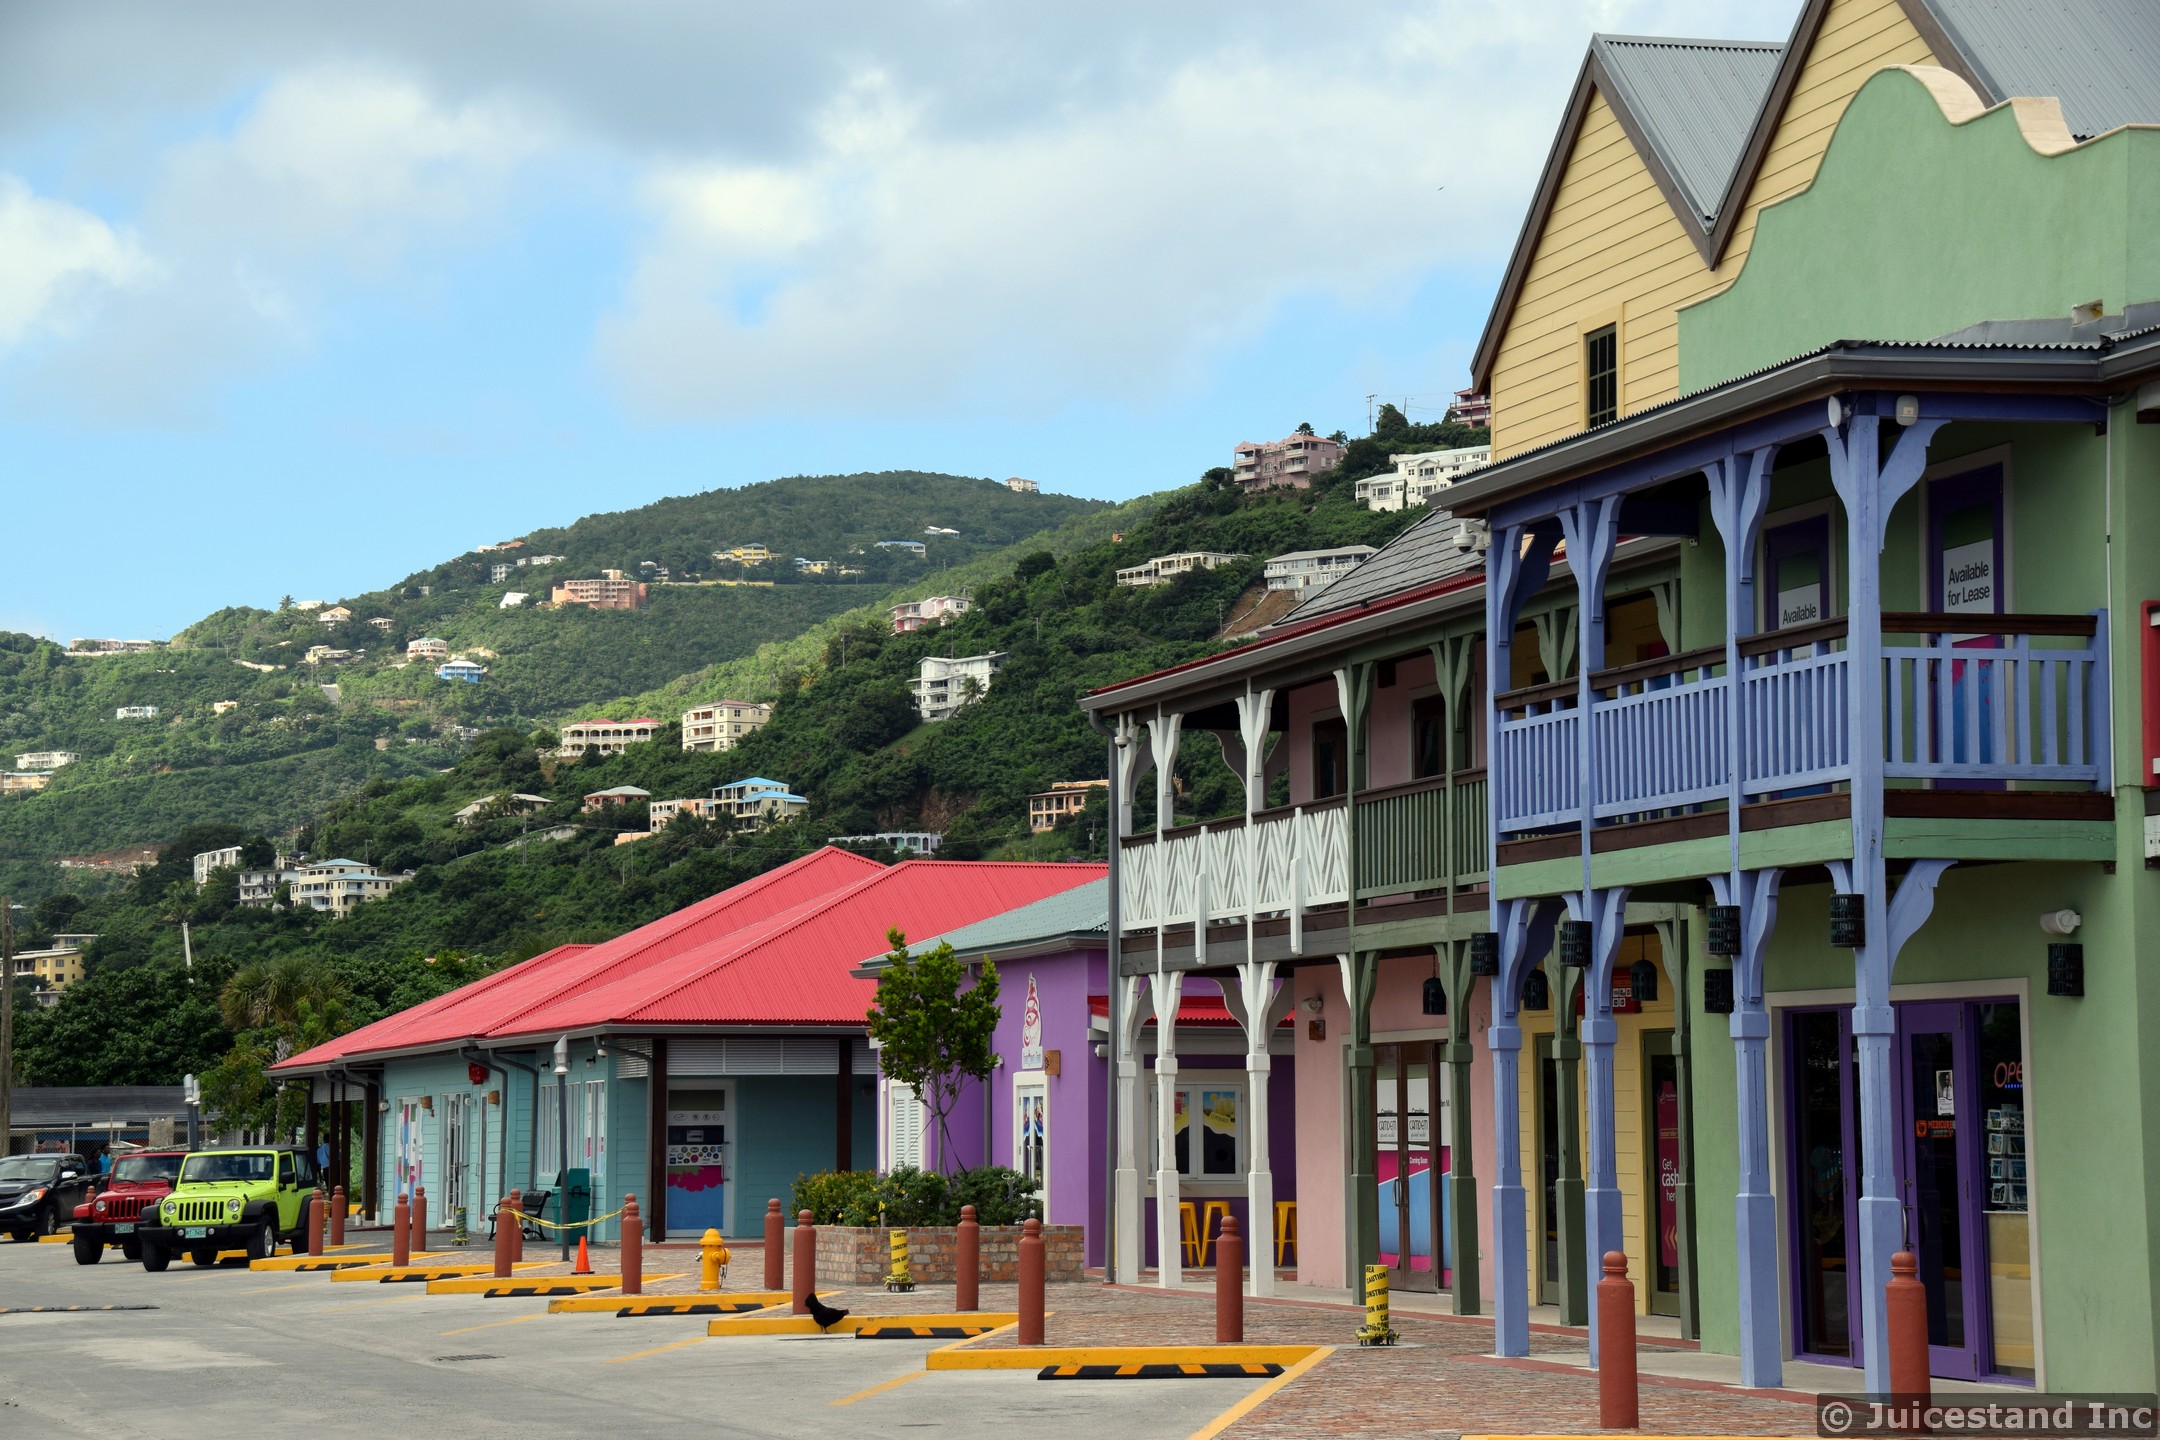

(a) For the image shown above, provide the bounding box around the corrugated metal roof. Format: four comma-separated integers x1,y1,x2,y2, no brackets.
865,878,1109,968
1925,0,2160,138
505,860,1106,1033
273,847,886,1070
1592,35,1786,223
1271,504,1486,627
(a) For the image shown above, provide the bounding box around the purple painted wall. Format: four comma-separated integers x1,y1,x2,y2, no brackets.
931,946,1297,1271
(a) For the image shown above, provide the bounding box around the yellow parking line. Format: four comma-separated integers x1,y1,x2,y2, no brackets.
322,1295,424,1313
831,1370,931,1406
606,1336,706,1364
245,1282,326,1294
1184,1344,1334,1440
440,1314,543,1338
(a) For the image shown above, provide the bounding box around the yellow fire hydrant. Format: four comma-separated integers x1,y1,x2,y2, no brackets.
1356,1263,1398,1347
700,1227,730,1291
885,1227,915,1293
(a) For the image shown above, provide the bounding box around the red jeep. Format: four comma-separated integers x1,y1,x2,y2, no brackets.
72,1150,188,1264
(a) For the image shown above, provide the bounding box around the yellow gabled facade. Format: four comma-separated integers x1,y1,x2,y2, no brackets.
1485,0,1935,459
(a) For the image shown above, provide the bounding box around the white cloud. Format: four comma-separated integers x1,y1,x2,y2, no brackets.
0,176,153,347
593,6,1645,419
7,64,546,422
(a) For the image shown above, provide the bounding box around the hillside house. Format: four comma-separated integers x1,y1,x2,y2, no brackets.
287,859,410,917
454,794,550,827
15,751,77,770
889,595,971,633
1113,551,1246,587
710,777,808,828
435,659,486,683
1027,780,1109,832
1449,388,1491,426
490,563,515,584
406,637,449,661
714,545,772,566
0,772,53,795
792,558,831,575
912,651,1006,722
114,706,158,721
1263,546,1378,594
1003,477,1040,493
1356,446,1493,512
192,846,244,885
550,571,649,610
67,639,159,655
11,943,88,1005
475,540,525,554
558,718,662,757
647,797,726,828
1232,433,1345,492
317,606,353,626
827,831,942,855
582,785,651,814
367,617,395,632
681,701,771,753
212,701,239,715
875,539,927,556
305,646,356,666
500,592,529,609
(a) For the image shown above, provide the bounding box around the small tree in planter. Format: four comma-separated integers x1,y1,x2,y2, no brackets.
866,928,1000,1172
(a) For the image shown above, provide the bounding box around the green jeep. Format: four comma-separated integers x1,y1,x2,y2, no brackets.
137,1147,321,1271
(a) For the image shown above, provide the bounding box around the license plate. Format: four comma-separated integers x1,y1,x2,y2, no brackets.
114,1223,135,1235
181,1226,208,1239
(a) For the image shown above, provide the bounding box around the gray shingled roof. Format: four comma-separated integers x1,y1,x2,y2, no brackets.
1593,35,1786,223
860,877,1108,970
1926,0,2160,139
1271,505,1486,628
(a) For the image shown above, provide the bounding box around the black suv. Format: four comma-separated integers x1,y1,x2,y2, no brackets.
0,1153,96,1242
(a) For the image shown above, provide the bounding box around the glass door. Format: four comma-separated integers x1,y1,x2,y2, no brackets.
1787,1008,1858,1361
1642,1031,1683,1317
1374,1042,1445,1292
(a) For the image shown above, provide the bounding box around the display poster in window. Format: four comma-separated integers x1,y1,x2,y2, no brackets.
1777,584,1822,629
1940,538,1995,615
1655,1079,1680,1269
1020,973,1044,1071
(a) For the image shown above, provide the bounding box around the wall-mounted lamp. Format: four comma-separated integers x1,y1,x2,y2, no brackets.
2039,909,2081,937
1894,394,1921,426
1301,995,1325,1015
595,1038,609,1060
377,1100,391,1113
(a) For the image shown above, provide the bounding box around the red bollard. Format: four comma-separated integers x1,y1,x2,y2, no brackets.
329,1185,347,1248
493,1195,515,1278
1216,1215,1245,1343
308,1190,326,1257
956,1204,981,1313
391,1193,411,1267
1888,1251,1932,1406
507,1188,524,1262
792,1210,817,1315
1597,1251,1639,1430
621,1194,643,1296
764,1199,784,1292
412,1185,429,1255
1018,1216,1045,1346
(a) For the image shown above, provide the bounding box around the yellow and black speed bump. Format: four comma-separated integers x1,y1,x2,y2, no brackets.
381,1268,489,1284
854,1322,1003,1340
486,1284,601,1298
0,1305,159,1314
1037,1362,1285,1381
617,1299,771,1317
291,1258,383,1272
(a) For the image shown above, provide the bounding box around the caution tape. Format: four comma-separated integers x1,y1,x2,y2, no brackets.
508,1204,628,1233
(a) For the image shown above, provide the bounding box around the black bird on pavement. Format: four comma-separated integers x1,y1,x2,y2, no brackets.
806,1294,851,1332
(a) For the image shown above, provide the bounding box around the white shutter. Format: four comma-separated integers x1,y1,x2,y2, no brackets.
889,1083,924,1170
726,1038,784,1075
669,1040,727,1075
782,1038,838,1075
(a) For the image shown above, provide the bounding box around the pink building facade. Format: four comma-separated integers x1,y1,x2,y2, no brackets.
1231,433,1345,492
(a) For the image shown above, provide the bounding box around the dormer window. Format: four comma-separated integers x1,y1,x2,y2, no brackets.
1585,324,1618,427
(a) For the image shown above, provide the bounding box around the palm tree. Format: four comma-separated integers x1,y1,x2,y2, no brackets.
219,955,349,1059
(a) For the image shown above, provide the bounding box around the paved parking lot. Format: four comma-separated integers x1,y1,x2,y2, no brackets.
0,1241,1269,1440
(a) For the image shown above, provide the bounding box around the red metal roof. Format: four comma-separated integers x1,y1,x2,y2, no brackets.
497,860,1107,1036
274,851,1104,1066
273,847,883,1071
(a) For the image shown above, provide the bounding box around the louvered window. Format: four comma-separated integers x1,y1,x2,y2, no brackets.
1585,325,1618,427
889,1083,926,1170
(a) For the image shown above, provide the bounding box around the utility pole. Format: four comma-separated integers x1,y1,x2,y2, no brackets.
1,897,14,1159
1367,394,1376,434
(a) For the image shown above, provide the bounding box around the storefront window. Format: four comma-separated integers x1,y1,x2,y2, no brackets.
1013,1078,1047,1193
1157,1081,1243,1179
1977,1002,2034,1381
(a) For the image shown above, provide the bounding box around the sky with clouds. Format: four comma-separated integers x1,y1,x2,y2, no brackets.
1,0,1796,640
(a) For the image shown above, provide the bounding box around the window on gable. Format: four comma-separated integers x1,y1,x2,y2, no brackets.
1585,324,1618,427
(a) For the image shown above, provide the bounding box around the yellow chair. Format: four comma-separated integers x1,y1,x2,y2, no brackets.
1179,1201,1202,1267
1198,1200,1231,1267
1274,1200,1299,1268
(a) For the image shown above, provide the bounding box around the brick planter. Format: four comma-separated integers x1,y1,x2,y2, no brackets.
813,1224,1084,1284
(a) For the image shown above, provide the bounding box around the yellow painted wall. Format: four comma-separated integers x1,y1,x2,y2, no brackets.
1514,934,1676,1314
1488,0,1933,458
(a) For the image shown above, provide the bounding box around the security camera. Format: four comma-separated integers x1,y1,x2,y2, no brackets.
1451,521,1487,554
2040,909,2081,936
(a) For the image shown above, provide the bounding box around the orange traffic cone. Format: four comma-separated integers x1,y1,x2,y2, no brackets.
574,1235,592,1275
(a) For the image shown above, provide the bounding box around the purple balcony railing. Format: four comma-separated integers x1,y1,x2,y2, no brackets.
1493,611,2107,835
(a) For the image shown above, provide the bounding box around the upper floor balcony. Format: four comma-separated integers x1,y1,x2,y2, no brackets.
1493,609,2110,844
1120,768,1488,934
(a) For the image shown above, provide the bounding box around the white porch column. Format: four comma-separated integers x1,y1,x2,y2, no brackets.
1149,707,1184,833
1219,964,1288,1297
1152,969,1186,1286
1112,971,1147,1282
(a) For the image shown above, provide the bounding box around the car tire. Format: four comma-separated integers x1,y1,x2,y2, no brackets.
246,1222,273,1262
36,1206,57,1238
141,1242,170,1272
73,1234,104,1265
121,1240,141,1262
189,1247,217,1268
5,1228,29,1243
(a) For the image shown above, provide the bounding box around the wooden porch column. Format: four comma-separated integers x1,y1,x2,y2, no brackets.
1488,898,1560,1358
1333,662,1380,1285
1110,714,1149,1284
362,1082,380,1221
647,1037,668,1242
1151,968,1186,1287
836,1035,854,1171
1430,634,1483,1318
